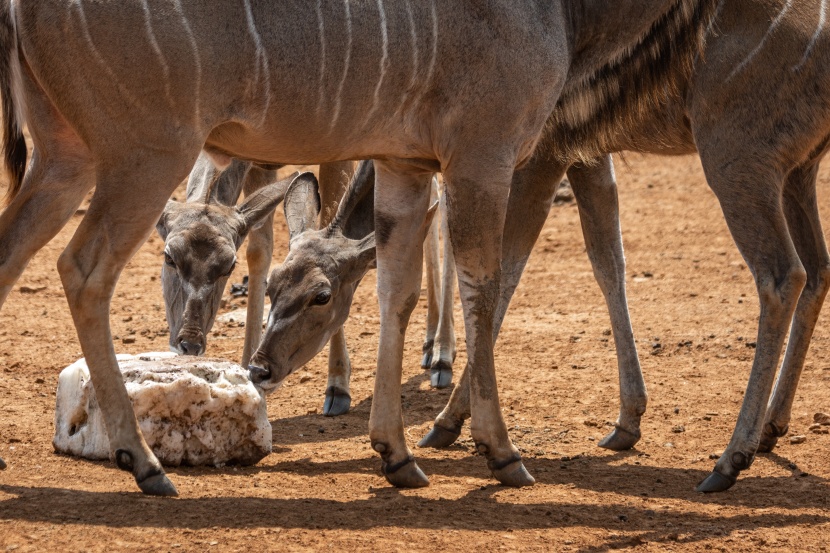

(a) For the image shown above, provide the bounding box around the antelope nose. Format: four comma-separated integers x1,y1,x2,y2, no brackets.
179,339,203,356
249,365,272,385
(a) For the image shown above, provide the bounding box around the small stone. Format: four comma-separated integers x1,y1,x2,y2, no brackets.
789,435,807,445
121,335,136,344
672,425,685,433
617,514,628,522
19,285,46,294
299,375,312,384
663,442,674,448
814,412,830,426
673,407,680,414
809,423,823,433
709,451,722,460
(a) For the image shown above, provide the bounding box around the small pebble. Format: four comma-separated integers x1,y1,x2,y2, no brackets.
789,435,807,445
672,425,685,433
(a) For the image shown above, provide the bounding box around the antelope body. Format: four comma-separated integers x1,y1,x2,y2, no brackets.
425,0,830,492
0,0,715,494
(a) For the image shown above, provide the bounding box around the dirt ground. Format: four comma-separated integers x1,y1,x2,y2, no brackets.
1,153,829,552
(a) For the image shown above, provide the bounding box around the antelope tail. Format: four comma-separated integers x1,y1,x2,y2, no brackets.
0,0,26,205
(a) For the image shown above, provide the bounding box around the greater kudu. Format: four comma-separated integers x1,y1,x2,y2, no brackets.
0,0,715,494
423,0,830,492
158,157,455,416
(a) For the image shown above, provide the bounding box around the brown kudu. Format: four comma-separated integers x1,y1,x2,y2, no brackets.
0,0,715,494
422,0,830,493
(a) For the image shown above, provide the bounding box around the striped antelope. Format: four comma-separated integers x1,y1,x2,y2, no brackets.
0,0,716,495
157,157,456,416
423,0,830,492
249,161,456,398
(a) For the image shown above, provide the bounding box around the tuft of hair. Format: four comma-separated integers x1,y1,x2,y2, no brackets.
542,0,719,164
0,0,28,205
0,0,26,206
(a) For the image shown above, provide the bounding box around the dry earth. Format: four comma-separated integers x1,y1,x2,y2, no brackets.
1,154,829,551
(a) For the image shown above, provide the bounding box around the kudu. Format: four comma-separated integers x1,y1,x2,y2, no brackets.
0,0,716,494
159,157,456,416
249,160,450,397
422,0,830,492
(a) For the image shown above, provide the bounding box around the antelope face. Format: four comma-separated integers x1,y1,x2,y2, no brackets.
155,177,295,357
248,229,375,393
157,204,243,357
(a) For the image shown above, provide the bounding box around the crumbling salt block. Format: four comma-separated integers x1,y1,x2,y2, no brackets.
53,352,271,466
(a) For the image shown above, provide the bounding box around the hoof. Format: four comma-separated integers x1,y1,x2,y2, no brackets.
417,423,462,448
598,426,641,451
696,470,737,493
429,359,453,389
137,471,179,497
490,458,535,487
757,422,787,453
323,387,351,417
382,456,430,488
0,456,6,470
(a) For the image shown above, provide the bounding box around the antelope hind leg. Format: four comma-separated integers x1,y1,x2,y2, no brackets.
421,175,442,369
568,157,645,451
323,328,352,416
758,162,830,452
428,188,458,389
420,154,564,449
696,158,805,493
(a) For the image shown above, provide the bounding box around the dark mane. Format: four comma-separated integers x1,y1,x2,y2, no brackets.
542,0,719,163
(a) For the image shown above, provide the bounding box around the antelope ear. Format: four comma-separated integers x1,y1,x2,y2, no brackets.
284,172,321,244
236,173,296,238
351,232,377,278
156,200,182,241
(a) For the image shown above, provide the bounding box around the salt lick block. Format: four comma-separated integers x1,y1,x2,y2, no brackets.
53,352,272,466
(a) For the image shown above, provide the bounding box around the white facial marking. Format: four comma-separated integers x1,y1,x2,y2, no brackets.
171,0,202,129
728,0,793,81
243,0,272,126
316,0,328,118
140,0,176,111
330,0,353,130
365,0,389,123
793,0,826,71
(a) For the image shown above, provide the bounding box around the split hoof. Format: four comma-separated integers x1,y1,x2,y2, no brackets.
598,426,641,451
417,423,462,448
382,456,430,488
429,359,453,389
322,387,351,417
490,458,535,487
695,470,737,493
137,471,179,497
0,456,6,470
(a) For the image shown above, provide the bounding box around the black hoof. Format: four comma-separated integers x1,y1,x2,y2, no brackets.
382,456,430,488
136,471,179,497
696,470,737,493
429,359,453,388
0,456,6,470
322,387,351,417
417,423,462,448
598,426,641,451
490,457,535,487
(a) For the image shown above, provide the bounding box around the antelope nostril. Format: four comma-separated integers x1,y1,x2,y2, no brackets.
249,365,271,384
179,340,203,356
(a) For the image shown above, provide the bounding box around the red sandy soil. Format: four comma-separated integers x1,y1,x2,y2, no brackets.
1,154,829,551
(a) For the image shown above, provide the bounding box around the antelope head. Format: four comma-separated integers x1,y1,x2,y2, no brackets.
248,162,377,392
155,173,299,356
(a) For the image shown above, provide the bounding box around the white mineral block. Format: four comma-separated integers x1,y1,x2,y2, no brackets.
53,352,271,466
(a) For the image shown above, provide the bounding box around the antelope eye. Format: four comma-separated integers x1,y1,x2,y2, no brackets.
313,290,331,305
164,252,176,268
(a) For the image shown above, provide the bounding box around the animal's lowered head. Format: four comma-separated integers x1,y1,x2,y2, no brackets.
249,161,438,393
156,173,301,356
